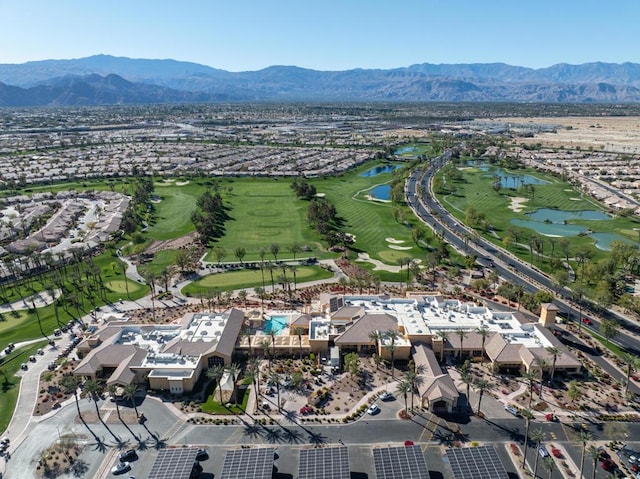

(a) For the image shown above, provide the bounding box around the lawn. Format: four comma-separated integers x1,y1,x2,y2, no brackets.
435,160,640,267
138,249,179,277
0,341,47,434
201,384,249,414
183,265,333,294
146,186,200,240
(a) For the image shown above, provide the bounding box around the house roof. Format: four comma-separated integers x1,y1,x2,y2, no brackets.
412,344,459,402
334,313,397,345
331,306,364,321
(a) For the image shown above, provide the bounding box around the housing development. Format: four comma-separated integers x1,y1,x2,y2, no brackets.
1,102,640,479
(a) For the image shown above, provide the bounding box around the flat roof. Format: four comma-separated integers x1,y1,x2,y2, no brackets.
446,445,509,479
298,446,349,479
148,447,199,479
220,447,275,479
373,444,429,479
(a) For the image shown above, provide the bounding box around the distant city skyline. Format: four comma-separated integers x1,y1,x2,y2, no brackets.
1,0,638,72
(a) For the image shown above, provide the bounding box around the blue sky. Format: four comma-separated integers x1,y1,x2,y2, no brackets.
1,0,638,71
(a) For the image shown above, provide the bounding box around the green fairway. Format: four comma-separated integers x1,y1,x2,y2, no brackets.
183,265,333,294
435,160,640,266
146,187,200,240
104,279,144,294
0,341,47,434
138,250,179,277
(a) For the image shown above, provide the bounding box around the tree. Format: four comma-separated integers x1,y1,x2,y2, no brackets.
344,352,360,382
543,455,556,479
578,430,592,479
234,247,246,265
261,338,273,372
405,364,425,410
61,375,99,442
268,371,282,410
292,327,305,360
206,365,225,403
474,379,491,416
247,356,262,405
530,427,545,479
254,287,266,314
601,318,619,345
227,363,241,404
435,330,449,362
545,346,561,384
396,380,411,414
213,247,226,265
123,383,139,417
383,330,401,379
476,326,491,362
84,379,121,443
455,329,468,359
521,409,534,469
587,445,599,479
270,243,280,262
622,352,640,397
288,242,302,262
567,380,581,403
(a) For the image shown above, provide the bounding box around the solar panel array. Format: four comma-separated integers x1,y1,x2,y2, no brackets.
148,448,199,479
373,445,430,479
298,446,350,479
220,447,275,479
446,445,509,479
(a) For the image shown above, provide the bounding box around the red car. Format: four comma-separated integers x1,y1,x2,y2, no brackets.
581,317,592,325
601,459,616,472
551,448,563,458
299,405,313,415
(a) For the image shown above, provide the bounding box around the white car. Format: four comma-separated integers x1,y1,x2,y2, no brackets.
367,404,380,415
111,462,130,475
504,405,520,417
379,391,394,401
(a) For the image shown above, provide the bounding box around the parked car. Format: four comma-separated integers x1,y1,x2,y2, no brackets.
195,449,208,461
601,459,616,472
581,317,592,325
299,405,313,415
538,445,550,458
119,449,137,463
111,462,131,475
551,447,563,458
504,405,520,417
367,404,380,415
379,391,394,401
597,446,610,460
20,363,28,371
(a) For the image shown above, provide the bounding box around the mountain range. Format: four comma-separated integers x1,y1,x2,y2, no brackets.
1,54,640,105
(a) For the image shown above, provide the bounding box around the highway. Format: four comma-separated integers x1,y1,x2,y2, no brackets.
406,153,640,359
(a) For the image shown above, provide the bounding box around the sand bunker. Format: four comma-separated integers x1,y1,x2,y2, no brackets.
388,245,412,250
509,197,528,213
175,181,190,186
569,198,581,201
385,237,405,244
355,253,400,272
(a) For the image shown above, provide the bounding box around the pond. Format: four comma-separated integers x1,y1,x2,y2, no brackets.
509,219,587,237
395,146,416,155
369,184,391,200
591,232,636,251
525,208,611,222
360,164,402,177
482,167,548,186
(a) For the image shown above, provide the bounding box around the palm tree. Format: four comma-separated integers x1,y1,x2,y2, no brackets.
383,330,401,379
536,358,548,400
266,261,276,293
578,430,593,479
368,330,382,355
396,380,411,414
474,378,491,416
254,286,266,314
435,330,449,362
288,242,302,263
206,365,225,403
241,328,253,357
587,445,599,479
84,379,121,443
622,352,640,396
292,327,305,360
455,329,468,359
60,375,100,442
475,326,491,363
545,346,561,384
258,248,267,289
108,384,140,441
530,427,545,479
521,409,534,469
261,338,273,372
543,455,556,479
247,356,262,404
122,383,139,418
405,364,425,411
338,276,348,297
141,270,158,322
268,371,282,410
270,243,280,262
227,363,241,405
523,369,538,408
460,371,473,407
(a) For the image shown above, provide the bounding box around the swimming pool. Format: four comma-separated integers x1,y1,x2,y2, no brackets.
264,315,288,335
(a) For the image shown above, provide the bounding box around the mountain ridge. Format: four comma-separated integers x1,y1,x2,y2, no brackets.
1,55,640,105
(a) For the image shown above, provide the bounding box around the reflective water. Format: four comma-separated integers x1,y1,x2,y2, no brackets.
360,165,401,177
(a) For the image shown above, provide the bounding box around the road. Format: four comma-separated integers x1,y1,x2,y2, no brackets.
407,155,640,357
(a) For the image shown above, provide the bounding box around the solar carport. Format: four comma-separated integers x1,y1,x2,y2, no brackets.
446,445,509,479
220,447,276,479
298,446,350,479
148,448,200,479
373,444,430,479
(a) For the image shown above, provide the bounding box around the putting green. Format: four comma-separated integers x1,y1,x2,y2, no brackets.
378,249,412,263
105,279,143,294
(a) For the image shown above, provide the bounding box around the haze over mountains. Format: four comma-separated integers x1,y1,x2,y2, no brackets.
1,54,640,106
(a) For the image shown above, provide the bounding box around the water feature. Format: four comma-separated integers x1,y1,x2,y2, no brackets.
525,208,611,222
369,184,391,200
360,164,401,177
482,167,548,186
509,219,587,237
264,315,288,335
395,146,416,155
591,232,635,251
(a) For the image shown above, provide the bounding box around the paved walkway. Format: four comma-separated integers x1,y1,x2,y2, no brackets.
0,289,59,314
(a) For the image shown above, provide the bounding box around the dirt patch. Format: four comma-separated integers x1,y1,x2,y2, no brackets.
144,231,199,255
